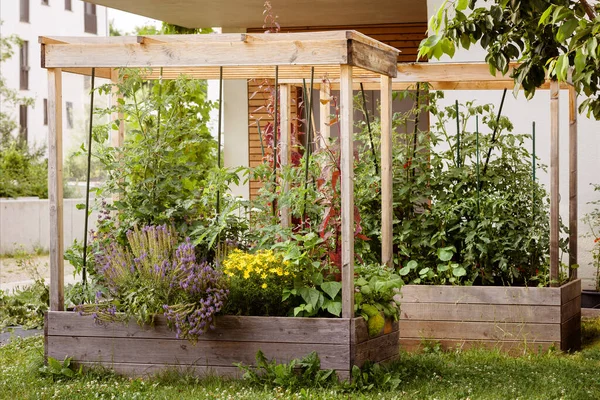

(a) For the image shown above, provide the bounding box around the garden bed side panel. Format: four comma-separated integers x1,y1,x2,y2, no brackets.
46,312,400,379
45,312,353,379
398,279,581,353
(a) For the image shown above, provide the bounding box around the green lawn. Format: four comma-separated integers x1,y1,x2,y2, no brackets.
2,323,600,400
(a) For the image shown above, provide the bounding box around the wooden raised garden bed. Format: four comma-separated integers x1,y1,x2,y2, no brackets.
45,312,399,379
398,279,581,353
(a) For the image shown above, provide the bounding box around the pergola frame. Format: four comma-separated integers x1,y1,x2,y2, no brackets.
41,31,577,316
41,31,400,317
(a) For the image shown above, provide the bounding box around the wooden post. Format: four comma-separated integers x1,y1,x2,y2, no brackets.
48,68,64,311
550,81,560,285
381,76,393,268
319,82,331,148
340,65,354,319
569,85,578,279
279,84,292,228
110,68,124,147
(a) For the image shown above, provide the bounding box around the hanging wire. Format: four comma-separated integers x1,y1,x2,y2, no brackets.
216,66,223,215
272,66,279,217
257,118,265,157
302,67,315,221
82,68,96,286
157,67,163,138
532,121,536,215
360,82,379,175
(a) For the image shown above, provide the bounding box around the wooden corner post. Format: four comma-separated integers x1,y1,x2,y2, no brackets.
48,68,64,311
550,81,560,286
340,65,354,319
381,75,393,268
568,85,578,279
279,84,292,228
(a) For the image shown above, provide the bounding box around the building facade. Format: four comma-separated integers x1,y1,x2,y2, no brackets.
1,0,108,149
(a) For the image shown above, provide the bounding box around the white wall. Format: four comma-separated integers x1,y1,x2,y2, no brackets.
0,198,98,254
0,0,109,151
427,0,600,289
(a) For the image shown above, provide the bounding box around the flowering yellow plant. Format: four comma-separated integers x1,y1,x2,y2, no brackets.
222,249,296,316
222,249,293,289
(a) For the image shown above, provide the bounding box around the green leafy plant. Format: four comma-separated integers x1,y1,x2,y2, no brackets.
39,356,82,380
93,69,217,242
347,362,402,392
584,184,600,290
236,350,337,390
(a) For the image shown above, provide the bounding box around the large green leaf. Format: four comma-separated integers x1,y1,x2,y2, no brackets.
321,281,342,300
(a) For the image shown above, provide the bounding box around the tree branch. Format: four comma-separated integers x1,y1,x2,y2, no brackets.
579,0,596,20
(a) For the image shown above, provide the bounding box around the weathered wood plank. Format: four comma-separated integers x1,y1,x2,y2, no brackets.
47,68,64,312
78,362,244,378
380,74,393,267
561,312,581,352
550,80,560,284
400,303,561,324
398,285,562,306
46,312,351,344
399,339,558,355
43,40,350,68
348,40,398,77
47,336,350,370
569,85,578,278
354,332,399,367
561,296,581,324
561,278,581,304
399,320,561,342
340,64,354,319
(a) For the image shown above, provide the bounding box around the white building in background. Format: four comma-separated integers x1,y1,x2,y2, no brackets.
0,0,108,150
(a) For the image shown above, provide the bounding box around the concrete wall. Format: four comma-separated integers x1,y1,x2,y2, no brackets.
0,198,98,254
427,0,600,289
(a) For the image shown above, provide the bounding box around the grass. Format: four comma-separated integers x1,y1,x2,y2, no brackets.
3,322,600,400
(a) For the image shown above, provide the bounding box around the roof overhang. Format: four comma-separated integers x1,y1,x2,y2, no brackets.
88,0,427,29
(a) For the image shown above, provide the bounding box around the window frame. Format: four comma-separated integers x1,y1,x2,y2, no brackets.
20,0,30,23
65,101,74,129
20,41,29,90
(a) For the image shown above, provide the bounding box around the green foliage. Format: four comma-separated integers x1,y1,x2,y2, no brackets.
584,184,600,290
348,362,401,392
236,351,337,390
354,263,402,329
93,70,217,241
0,137,48,198
419,0,600,119
39,356,82,381
0,250,49,331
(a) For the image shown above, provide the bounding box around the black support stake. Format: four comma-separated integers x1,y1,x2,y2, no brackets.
82,68,96,286
360,82,379,175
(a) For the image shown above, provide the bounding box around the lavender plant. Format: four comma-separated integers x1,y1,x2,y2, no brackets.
77,225,228,341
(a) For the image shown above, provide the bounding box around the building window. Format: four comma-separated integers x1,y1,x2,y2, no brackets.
41,0,49,5
43,99,48,125
19,105,28,142
84,2,97,34
20,41,29,90
20,0,29,22
66,102,74,129
65,0,71,10
83,75,91,91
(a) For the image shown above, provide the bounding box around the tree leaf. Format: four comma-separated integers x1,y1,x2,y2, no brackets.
456,0,469,11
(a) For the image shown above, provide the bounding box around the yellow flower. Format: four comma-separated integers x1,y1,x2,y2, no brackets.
261,283,268,289
284,271,290,276
261,273,267,279
243,271,250,279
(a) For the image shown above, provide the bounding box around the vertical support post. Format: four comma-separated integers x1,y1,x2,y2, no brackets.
110,69,124,147
381,75,393,268
569,85,578,279
550,81,560,285
48,68,64,311
319,82,331,148
340,65,354,319
279,84,292,228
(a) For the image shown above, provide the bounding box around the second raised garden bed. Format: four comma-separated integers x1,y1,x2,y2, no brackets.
398,279,581,353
